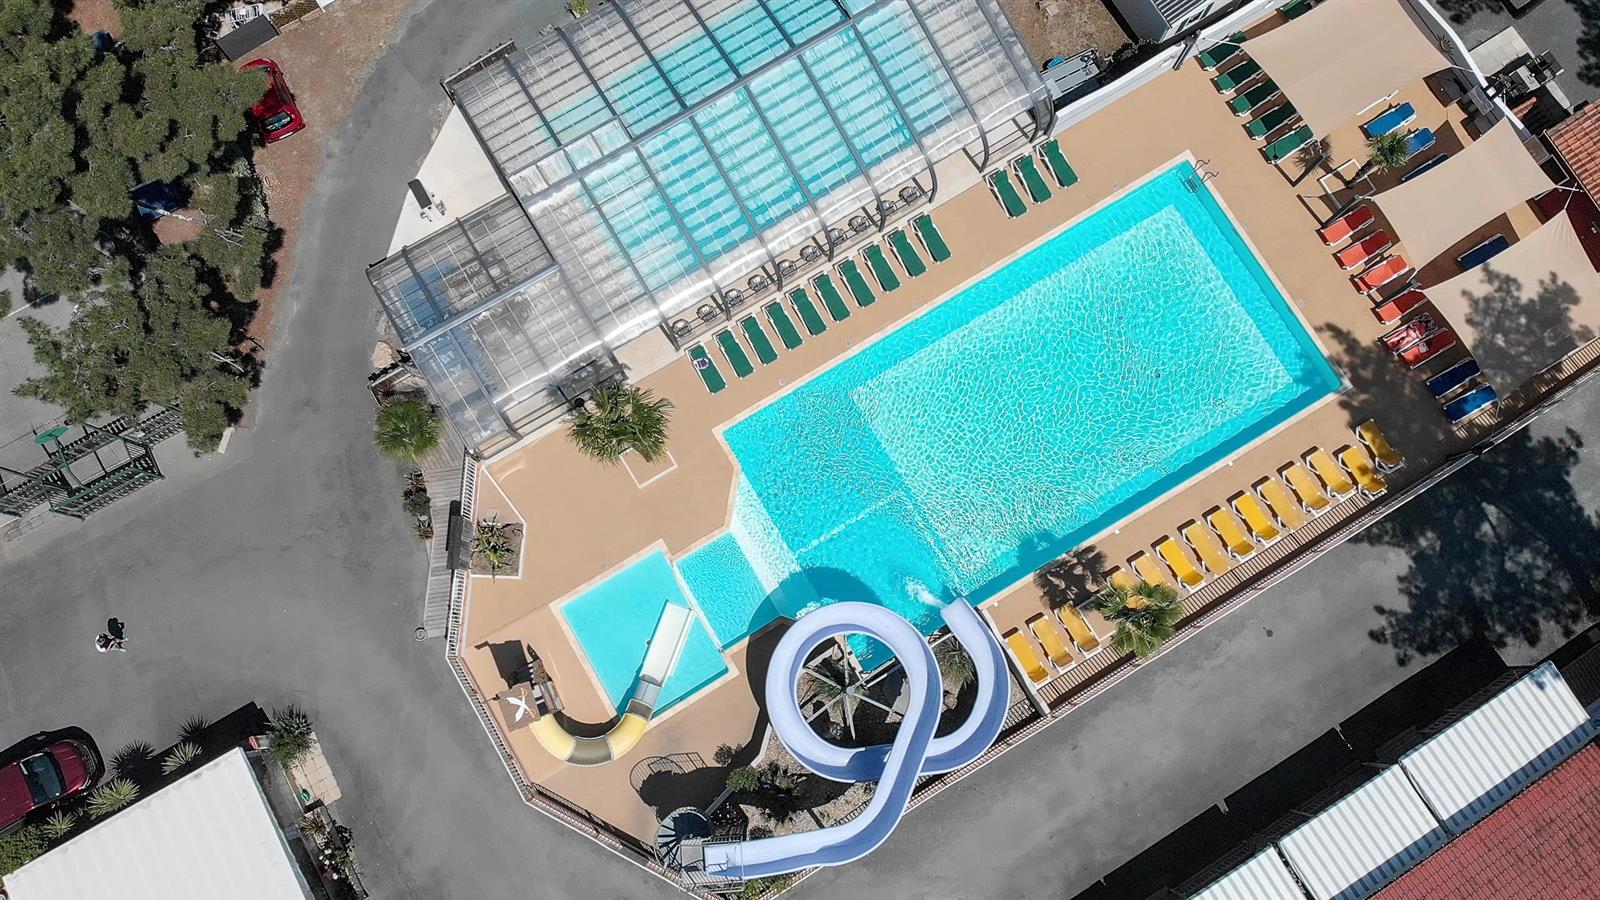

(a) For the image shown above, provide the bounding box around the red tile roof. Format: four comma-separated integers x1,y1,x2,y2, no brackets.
1549,103,1600,203
1376,742,1600,900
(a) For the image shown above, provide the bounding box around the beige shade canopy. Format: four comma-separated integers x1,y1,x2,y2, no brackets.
1373,120,1555,267
1425,214,1600,391
1241,0,1451,138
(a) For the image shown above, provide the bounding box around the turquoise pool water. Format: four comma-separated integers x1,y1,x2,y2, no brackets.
561,162,1340,687
556,551,729,714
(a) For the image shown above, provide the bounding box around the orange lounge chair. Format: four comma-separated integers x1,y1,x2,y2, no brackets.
1029,615,1077,670
1131,550,1177,589
1338,444,1389,497
1004,630,1051,683
1318,204,1374,245
1374,288,1427,324
1355,256,1409,293
1181,520,1233,576
1254,476,1309,530
1356,419,1405,471
1335,230,1392,270
1057,603,1102,656
1398,329,1456,368
1205,506,1257,559
1155,537,1206,591
1382,314,1440,352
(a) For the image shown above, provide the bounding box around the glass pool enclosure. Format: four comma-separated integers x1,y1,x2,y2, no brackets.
370,0,1050,452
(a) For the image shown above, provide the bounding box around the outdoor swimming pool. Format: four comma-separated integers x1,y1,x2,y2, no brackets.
563,162,1340,685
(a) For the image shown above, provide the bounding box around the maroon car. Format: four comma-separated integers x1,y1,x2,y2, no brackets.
0,741,97,833
242,58,306,143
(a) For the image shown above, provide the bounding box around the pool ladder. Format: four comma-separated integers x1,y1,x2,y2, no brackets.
1186,161,1220,192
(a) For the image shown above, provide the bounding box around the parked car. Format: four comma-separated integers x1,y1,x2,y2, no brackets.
0,740,98,833
242,58,305,143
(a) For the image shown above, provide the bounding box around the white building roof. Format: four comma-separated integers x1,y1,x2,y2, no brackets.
1399,661,1597,834
1276,767,1446,900
5,749,313,900
1189,848,1305,900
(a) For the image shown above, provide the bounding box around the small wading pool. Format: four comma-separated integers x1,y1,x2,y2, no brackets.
559,161,1340,697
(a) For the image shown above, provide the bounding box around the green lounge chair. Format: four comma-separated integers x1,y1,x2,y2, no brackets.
839,259,877,306
814,274,853,321
1196,33,1246,70
862,245,900,293
1040,139,1078,188
1263,124,1314,163
740,316,779,364
888,229,926,278
715,329,754,377
989,170,1027,218
1245,104,1298,139
687,345,726,394
1212,59,1261,92
764,301,803,350
914,214,951,263
1228,79,1279,115
1015,155,1052,203
1280,0,1314,18
788,288,828,336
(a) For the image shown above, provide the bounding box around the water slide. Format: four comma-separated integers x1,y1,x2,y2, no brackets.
531,602,694,766
702,598,1011,880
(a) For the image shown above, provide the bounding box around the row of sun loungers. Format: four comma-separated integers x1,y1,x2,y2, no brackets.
1004,422,1401,681
989,138,1079,218
687,215,952,393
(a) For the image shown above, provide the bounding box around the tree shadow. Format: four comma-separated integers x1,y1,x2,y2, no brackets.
1582,0,1600,89
1454,265,1597,392
1027,537,1112,609
1429,0,1511,23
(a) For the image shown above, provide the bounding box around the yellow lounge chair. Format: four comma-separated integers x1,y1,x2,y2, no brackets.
1004,630,1050,683
1205,506,1257,559
1357,419,1405,471
1306,447,1356,499
1281,461,1332,515
1029,615,1076,670
1131,550,1177,588
1230,491,1282,545
1106,566,1139,593
1181,520,1232,576
1339,444,1389,497
1155,537,1206,591
1057,604,1102,655
1254,476,1309,530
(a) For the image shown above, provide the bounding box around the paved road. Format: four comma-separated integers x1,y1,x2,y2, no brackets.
0,2,670,897
1447,0,1599,108
2,3,1596,900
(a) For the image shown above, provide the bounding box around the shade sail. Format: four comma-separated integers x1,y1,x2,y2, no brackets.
1242,0,1450,138
1374,120,1555,266
1425,214,1600,391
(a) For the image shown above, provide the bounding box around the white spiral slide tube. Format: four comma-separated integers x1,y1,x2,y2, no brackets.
703,599,1010,880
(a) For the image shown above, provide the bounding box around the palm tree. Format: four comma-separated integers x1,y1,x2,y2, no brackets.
1363,131,1412,177
568,383,673,464
799,650,895,742
933,637,976,697
1096,579,1183,659
374,399,441,464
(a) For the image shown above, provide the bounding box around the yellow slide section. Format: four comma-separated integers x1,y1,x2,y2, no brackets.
530,604,693,767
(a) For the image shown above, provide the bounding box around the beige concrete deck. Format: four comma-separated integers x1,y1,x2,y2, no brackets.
458,52,1552,843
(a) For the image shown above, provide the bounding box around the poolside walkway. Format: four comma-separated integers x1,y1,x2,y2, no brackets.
457,40,1574,844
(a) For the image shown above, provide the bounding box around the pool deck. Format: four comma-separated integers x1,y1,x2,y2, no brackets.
458,48,1563,843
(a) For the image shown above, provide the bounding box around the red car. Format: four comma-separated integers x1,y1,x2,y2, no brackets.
243,58,306,143
0,740,97,834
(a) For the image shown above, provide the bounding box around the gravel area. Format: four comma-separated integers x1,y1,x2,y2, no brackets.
999,0,1131,66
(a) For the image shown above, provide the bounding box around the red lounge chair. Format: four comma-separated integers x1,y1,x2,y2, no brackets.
1398,329,1456,368
1335,230,1392,270
1318,204,1373,245
1381,314,1439,352
1374,288,1427,324
1355,256,1409,293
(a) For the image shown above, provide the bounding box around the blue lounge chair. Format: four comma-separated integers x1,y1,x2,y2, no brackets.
1403,128,1436,158
1427,358,1480,399
1362,103,1415,138
1457,234,1510,270
1444,384,1498,423
1400,153,1449,182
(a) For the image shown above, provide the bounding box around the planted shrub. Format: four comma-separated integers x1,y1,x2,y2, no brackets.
161,741,202,774
41,809,77,840
86,777,140,818
268,706,316,767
